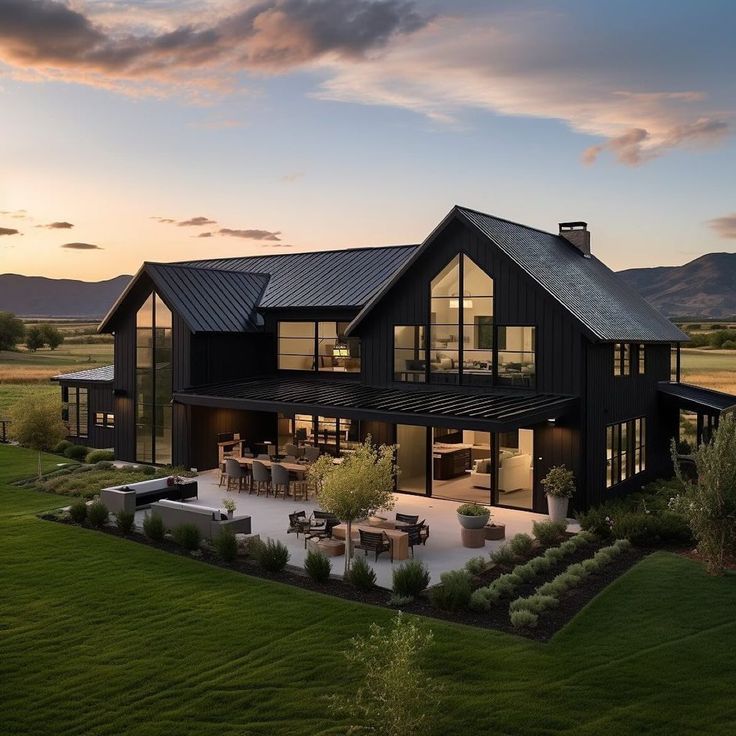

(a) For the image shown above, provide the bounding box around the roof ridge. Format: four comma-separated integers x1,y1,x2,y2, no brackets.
173,242,420,268
455,205,560,239
144,261,272,278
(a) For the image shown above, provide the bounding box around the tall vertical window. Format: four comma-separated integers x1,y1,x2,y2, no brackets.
606,417,646,488
497,327,536,387
613,343,631,376
63,386,88,438
136,293,172,464
278,321,360,372
637,344,646,375
393,325,426,382
429,254,493,384
670,343,680,382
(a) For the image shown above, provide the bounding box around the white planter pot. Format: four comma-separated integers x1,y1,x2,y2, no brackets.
457,512,490,530
546,495,569,524
227,510,234,520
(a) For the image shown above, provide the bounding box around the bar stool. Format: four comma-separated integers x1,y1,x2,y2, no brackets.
225,458,246,492
270,463,290,499
252,460,272,496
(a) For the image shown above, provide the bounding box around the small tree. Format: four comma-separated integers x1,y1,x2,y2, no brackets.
9,394,67,478
0,311,25,351
671,413,736,575
40,324,64,350
329,613,441,736
308,438,396,574
25,326,45,352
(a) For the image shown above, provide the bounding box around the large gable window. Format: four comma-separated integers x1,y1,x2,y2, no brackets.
429,254,493,384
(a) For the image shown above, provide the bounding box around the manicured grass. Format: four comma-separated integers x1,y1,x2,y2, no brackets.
1,444,735,735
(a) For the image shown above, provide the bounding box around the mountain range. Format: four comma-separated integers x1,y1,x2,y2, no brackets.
1,251,736,319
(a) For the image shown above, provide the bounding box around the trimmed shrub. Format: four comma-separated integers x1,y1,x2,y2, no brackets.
256,538,290,572
94,461,115,470
581,557,604,574
614,538,632,552
464,556,489,575
489,573,520,598
305,550,332,583
64,444,89,461
469,587,494,612
53,440,73,454
532,520,567,546
388,594,414,608
86,449,114,464
489,544,517,566
429,570,473,611
537,579,567,598
173,523,201,551
527,555,553,576
87,501,109,528
214,530,238,562
509,594,558,615
143,513,165,542
69,499,88,524
348,554,377,591
512,562,536,583
509,533,534,558
543,546,565,563
392,559,431,598
510,609,538,629
115,509,135,534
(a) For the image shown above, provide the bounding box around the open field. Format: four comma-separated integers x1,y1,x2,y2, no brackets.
2,444,736,735
680,348,736,394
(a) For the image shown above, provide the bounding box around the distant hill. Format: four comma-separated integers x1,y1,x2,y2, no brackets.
618,252,736,318
2,251,736,320
0,274,132,319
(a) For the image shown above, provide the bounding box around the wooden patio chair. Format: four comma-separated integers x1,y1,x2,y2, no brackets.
355,529,392,562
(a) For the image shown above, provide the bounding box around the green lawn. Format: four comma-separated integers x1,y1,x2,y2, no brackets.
1,445,735,735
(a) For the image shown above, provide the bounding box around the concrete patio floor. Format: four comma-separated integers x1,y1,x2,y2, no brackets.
135,469,579,588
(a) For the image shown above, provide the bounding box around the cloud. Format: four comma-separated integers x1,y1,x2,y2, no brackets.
0,227,20,236
197,231,213,238
151,216,176,223
0,209,28,219
178,215,216,226
218,227,281,241
61,242,102,250
313,14,732,165
280,171,304,183
707,213,736,239
0,0,427,97
37,220,74,229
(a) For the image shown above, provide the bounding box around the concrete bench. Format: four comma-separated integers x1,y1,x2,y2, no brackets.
100,477,198,515
150,499,252,540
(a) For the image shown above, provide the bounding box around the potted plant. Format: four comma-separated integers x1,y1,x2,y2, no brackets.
541,465,575,523
222,497,237,519
456,503,491,530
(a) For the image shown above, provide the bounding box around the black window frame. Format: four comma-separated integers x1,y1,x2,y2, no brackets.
606,416,646,488
613,343,632,377
277,320,361,374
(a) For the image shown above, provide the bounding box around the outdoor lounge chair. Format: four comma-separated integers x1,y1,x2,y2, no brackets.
287,510,308,537
404,521,429,556
395,512,419,525
304,511,340,548
355,529,392,562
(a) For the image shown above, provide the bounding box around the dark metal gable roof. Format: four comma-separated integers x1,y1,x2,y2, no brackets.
52,365,114,382
179,244,419,309
144,263,269,333
174,375,577,433
347,206,688,343
658,381,736,413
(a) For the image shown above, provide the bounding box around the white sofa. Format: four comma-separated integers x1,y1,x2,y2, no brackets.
100,477,198,515
498,453,532,493
150,499,252,539
470,452,532,493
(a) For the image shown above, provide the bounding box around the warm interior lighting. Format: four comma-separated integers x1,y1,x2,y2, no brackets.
449,293,473,309
333,343,350,358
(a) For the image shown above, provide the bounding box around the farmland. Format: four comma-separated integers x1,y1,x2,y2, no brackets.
0,320,113,416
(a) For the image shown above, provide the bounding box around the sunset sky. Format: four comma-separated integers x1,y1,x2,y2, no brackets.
1,0,735,280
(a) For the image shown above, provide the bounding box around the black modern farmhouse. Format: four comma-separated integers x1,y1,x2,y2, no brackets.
58,206,736,513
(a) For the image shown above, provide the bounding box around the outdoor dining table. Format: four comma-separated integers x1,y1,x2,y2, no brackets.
234,456,307,476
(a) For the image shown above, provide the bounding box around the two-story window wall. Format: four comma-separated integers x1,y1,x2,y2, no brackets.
135,293,172,464
278,321,360,373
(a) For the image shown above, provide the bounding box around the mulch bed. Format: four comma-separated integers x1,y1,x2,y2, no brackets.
40,512,650,641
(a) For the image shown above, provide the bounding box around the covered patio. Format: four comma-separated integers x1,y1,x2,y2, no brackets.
152,468,577,588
